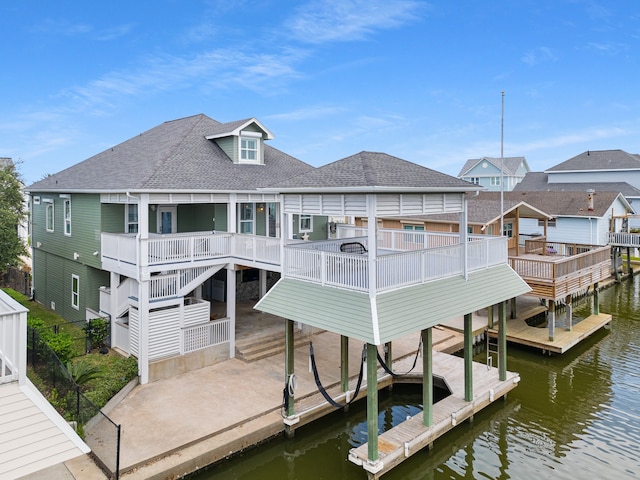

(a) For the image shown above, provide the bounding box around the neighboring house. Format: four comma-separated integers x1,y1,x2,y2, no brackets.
26,114,318,384
0,289,89,478
458,156,529,192
491,190,633,246
529,149,640,213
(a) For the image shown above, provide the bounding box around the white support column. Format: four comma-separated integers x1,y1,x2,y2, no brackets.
109,272,120,348
460,196,469,280
227,266,236,358
228,193,238,234
138,279,150,384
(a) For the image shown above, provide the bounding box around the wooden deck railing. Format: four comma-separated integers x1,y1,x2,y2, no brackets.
509,244,611,299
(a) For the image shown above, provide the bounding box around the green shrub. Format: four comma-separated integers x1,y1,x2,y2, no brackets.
83,317,110,351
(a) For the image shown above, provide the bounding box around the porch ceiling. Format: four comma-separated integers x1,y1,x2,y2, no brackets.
255,264,531,345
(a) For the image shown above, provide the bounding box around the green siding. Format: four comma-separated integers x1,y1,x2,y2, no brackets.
257,265,531,345
177,204,217,232
214,204,228,231
255,279,376,342
101,203,124,233
292,215,329,240
376,264,531,341
215,137,235,162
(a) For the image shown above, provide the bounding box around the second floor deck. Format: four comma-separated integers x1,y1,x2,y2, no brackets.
101,229,509,294
509,239,611,301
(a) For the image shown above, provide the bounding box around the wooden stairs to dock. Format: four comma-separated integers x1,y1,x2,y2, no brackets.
235,332,310,362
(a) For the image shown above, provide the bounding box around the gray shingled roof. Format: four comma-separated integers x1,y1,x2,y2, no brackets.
513,172,640,197
545,149,640,172
267,151,480,192
458,156,527,177
479,190,627,218
27,114,312,192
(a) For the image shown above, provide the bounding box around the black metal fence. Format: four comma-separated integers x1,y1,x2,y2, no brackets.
27,326,121,480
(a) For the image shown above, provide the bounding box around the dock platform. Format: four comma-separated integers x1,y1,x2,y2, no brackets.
347,351,520,478
488,312,612,354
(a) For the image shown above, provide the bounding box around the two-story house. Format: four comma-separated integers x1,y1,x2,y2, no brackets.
26,114,318,384
458,156,529,192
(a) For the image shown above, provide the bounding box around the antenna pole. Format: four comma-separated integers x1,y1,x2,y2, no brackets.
500,91,505,237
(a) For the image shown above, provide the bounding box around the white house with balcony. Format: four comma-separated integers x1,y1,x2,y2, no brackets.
0,289,89,478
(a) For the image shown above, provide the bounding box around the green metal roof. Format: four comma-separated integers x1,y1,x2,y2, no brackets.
255,264,531,345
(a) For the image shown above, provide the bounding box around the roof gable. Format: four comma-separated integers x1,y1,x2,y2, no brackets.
204,118,274,140
458,156,528,177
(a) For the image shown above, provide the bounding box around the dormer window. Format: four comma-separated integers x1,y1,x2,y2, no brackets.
239,131,262,164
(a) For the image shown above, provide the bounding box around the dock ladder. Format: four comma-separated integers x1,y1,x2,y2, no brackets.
486,334,498,369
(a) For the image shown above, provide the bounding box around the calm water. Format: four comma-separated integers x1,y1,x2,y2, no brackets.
193,277,640,479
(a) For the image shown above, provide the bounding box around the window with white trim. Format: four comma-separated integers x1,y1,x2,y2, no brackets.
402,224,425,231
45,200,54,232
127,204,139,233
64,199,71,236
503,222,513,238
468,177,480,185
490,176,501,186
538,219,557,228
299,214,312,232
71,274,80,310
239,203,254,234
239,132,261,164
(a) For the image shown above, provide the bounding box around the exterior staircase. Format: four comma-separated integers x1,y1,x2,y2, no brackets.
235,331,311,363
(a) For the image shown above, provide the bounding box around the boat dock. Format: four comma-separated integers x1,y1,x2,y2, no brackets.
348,351,520,478
488,311,612,354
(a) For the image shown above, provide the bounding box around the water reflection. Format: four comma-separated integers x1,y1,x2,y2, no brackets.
193,277,640,480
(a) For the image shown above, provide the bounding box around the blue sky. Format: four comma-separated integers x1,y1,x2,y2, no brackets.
3,1,640,185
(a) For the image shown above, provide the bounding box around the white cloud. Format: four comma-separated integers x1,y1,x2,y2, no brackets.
286,0,424,44
522,47,557,66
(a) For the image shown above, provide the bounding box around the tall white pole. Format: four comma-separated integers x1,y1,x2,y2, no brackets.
500,91,505,237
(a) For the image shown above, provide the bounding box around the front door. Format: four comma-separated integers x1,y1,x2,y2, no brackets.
157,206,177,234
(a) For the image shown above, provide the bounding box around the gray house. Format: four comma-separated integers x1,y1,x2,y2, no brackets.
26,114,319,384
458,156,529,192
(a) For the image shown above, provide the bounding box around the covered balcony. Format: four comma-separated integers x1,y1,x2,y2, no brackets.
100,231,282,275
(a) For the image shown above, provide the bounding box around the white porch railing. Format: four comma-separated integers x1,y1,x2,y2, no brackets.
609,231,640,248
285,234,508,292
0,290,27,385
101,231,281,269
182,318,231,354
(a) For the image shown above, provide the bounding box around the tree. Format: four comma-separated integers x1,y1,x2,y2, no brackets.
0,159,27,274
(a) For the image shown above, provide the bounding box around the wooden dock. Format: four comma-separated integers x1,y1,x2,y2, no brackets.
347,351,520,478
488,311,612,354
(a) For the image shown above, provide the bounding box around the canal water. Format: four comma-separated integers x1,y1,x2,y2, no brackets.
193,277,640,479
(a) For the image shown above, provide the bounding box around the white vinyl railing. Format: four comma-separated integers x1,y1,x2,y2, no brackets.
285,234,507,293
609,231,640,247
102,231,281,269
0,291,27,385
182,318,231,354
